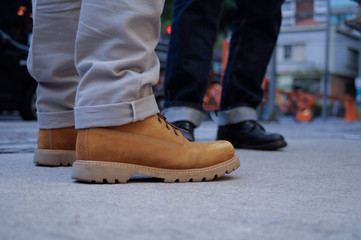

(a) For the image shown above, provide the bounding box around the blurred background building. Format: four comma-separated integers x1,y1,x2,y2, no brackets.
1,0,360,120
276,0,361,117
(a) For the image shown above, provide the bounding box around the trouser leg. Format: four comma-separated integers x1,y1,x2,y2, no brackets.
162,0,224,127
74,0,163,129
27,0,81,129
218,0,284,126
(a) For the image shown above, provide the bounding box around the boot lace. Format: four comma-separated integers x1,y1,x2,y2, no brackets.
157,113,180,136
248,120,266,132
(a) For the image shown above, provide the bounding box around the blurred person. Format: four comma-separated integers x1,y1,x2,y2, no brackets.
162,0,287,150
28,0,240,183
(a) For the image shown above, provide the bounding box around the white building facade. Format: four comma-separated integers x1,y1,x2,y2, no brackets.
276,0,361,115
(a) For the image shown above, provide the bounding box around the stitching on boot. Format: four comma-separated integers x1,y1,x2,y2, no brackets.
89,128,185,147
85,130,89,160
49,129,53,149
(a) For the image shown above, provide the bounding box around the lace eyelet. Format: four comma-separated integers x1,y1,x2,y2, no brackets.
166,125,170,130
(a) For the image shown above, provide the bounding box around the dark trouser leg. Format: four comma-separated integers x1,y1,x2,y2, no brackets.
162,0,224,127
220,0,284,113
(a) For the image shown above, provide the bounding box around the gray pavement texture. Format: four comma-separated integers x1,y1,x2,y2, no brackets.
1,114,361,240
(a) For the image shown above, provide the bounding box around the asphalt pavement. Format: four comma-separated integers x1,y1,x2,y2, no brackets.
0,112,361,240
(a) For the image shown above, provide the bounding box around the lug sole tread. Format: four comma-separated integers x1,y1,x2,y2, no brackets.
71,155,240,184
33,149,76,166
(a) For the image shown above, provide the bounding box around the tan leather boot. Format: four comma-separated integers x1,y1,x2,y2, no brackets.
34,127,77,166
72,114,240,183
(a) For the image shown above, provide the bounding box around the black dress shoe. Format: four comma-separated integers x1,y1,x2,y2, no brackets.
172,121,195,142
217,120,287,150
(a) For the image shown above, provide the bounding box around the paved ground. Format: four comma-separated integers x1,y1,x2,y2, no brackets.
0,113,361,240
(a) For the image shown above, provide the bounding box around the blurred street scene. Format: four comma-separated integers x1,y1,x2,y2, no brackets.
1,0,361,122
1,0,361,239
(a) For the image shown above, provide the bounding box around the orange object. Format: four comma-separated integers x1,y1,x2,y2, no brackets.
297,92,316,110
261,77,269,94
296,109,313,122
295,90,316,122
203,71,222,111
221,39,230,81
344,95,358,122
203,39,229,111
275,89,316,122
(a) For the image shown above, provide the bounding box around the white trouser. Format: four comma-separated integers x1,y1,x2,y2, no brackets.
28,0,163,129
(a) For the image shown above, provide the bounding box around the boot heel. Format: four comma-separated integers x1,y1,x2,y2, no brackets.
34,149,76,166
71,161,133,184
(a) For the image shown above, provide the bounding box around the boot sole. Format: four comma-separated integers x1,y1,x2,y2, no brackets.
71,155,240,183
33,149,76,166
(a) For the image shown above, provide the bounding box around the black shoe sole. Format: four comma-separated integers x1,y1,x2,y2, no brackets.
228,139,287,150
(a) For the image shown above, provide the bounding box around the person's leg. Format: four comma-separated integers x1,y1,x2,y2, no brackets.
74,0,160,128
162,0,225,140
28,0,80,128
219,0,283,120
71,0,240,183
217,0,287,150
28,0,80,166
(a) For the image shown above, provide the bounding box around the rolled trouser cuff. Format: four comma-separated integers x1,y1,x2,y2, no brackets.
162,107,203,127
218,106,257,126
75,94,159,129
37,110,75,129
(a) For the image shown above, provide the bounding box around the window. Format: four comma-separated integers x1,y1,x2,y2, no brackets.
279,44,305,62
314,0,327,13
282,1,293,11
347,48,359,70
284,45,293,60
282,0,296,17
293,45,305,62
314,0,327,23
